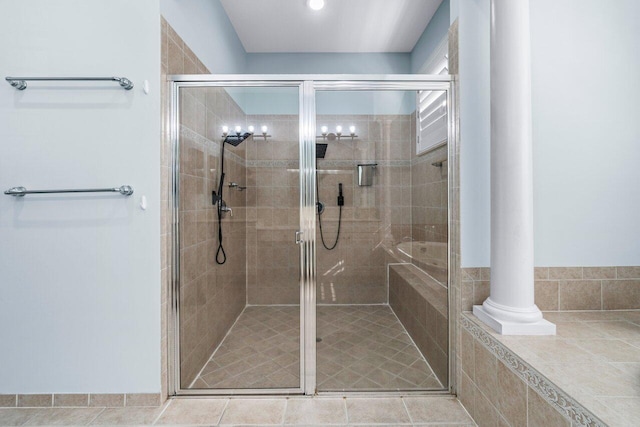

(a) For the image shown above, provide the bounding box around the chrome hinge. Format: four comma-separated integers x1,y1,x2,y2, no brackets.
295,230,304,245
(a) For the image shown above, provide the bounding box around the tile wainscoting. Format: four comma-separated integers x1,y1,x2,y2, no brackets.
461,267,640,312
459,314,606,427
0,393,163,408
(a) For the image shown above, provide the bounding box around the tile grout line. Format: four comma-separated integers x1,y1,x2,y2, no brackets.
151,398,172,425
281,397,288,425
344,397,349,425
191,305,249,388
17,406,45,425
86,407,106,426
400,396,415,425
214,398,230,426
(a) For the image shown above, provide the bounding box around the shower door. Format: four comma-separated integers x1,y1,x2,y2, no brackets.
169,76,454,396
170,81,315,395
312,84,452,393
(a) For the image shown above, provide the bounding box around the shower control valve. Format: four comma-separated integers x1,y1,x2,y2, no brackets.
221,205,233,217
212,190,221,205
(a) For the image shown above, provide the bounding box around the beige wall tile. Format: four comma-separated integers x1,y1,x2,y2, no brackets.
473,390,498,427
461,330,475,381
167,38,183,75
462,268,482,281
558,280,602,310
583,267,616,279
474,341,497,407
534,267,549,280
495,362,527,427
617,266,640,279
89,394,124,407
474,281,490,306
527,388,570,427
534,280,559,311
17,395,51,408
602,280,640,310
549,267,583,280
0,395,16,407
53,394,88,407
125,394,161,407
458,371,475,419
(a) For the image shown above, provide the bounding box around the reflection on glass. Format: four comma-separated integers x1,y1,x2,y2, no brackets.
315,90,449,391
178,86,300,390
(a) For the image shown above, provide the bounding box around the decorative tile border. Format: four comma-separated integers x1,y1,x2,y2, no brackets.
318,159,411,168
244,158,412,169
411,147,448,167
245,159,298,168
460,314,606,427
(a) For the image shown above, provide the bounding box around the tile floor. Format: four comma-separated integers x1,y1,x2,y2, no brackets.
190,305,442,391
192,306,301,389
480,310,640,427
317,305,442,391
0,396,475,426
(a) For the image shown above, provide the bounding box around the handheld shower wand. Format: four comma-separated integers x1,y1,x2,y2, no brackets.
316,176,343,250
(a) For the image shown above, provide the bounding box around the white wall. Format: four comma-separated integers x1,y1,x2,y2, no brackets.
411,0,450,73
245,53,411,74
0,0,161,393
530,0,640,266
457,0,640,267
458,0,491,267
160,0,246,73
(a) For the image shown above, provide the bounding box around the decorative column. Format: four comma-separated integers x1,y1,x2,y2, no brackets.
473,0,555,335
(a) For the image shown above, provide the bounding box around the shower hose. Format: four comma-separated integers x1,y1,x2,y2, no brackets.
316,171,342,251
215,140,227,265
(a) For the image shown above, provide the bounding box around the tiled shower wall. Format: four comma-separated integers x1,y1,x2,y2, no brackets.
162,19,247,388
245,115,300,305
410,133,448,245
316,114,413,304
244,114,414,305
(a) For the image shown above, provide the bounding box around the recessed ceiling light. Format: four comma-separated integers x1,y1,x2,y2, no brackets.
307,0,325,11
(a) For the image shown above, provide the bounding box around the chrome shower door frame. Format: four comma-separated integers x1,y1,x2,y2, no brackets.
168,75,456,397
310,78,455,396
169,78,309,396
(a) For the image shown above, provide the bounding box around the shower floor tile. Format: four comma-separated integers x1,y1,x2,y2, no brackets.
194,305,301,389
191,305,442,391
317,305,442,391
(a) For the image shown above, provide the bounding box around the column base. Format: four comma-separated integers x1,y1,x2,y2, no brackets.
473,305,556,335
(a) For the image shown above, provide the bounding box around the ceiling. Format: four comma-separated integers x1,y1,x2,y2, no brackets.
219,0,443,53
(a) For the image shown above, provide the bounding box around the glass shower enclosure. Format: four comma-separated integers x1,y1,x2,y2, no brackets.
168,76,454,396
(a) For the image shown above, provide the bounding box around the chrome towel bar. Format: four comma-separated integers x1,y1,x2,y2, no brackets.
5,76,134,90
4,185,134,197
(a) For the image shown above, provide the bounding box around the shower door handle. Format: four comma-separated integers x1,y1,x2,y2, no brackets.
295,230,304,245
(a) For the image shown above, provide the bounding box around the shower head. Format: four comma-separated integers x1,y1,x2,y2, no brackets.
316,143,328,159
224,132,251,147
